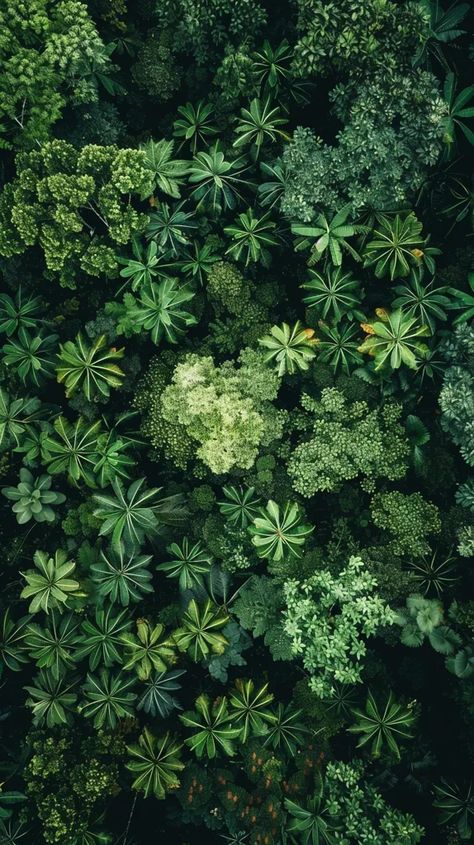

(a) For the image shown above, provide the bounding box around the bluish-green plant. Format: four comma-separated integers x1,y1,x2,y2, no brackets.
3,469,66,525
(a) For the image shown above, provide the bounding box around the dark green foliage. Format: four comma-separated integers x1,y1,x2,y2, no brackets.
131,30,182,102
292,0,428,78
348,690,417,760
0,2,472,843
371,491,441,557
0,0,115,149
91,547,153,605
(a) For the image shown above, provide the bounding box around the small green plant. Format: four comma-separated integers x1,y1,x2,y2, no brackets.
20,549,81,614
358,309,430,371
233,97,290,156
123,277,197,345
218,485,262,528
441,72,474,156
24,669,78,728
157,538,213,591
0,288,44,337
302,267,364,322
283,557,395,698
448,270,474,324
249,499,313,560
258,321,317,376
56,334,125,401
395,594,460,655
407,551,459,597
188,143,253,213
433,779,474,840
140,138,189,199
0,610,30,672
3,468,66,524
137,669,186,718
392,271,452,332
25,614,80,687
91,547,153,606
228,678,276,742
362,214,427,280
117,238,161,291
314,321,363,374
252,39,293,93
93,478,168,552
41,416,102,488
76,606,131,671
80,670,137,729
126,729,184,799
224,208,280,266
292,205,366,266
145,201,197,255
173,100,218,153
263,703,309,756
284,775,338,845
172,599,229,662
0,389,44,450
348,691,417,759
180,694,241,759
121,619,177,680
2,329,58,386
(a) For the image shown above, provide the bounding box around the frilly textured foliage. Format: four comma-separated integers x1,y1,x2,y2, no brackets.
283,556,396,698
287,388,409,496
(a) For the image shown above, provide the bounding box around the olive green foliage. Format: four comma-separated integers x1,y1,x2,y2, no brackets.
0,0,114,149
24,730,125,844
0,140,152,286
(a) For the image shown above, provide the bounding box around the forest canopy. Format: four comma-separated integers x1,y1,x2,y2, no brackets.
0,1,473,844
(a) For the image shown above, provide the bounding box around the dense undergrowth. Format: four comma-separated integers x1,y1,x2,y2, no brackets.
0,1,473,843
